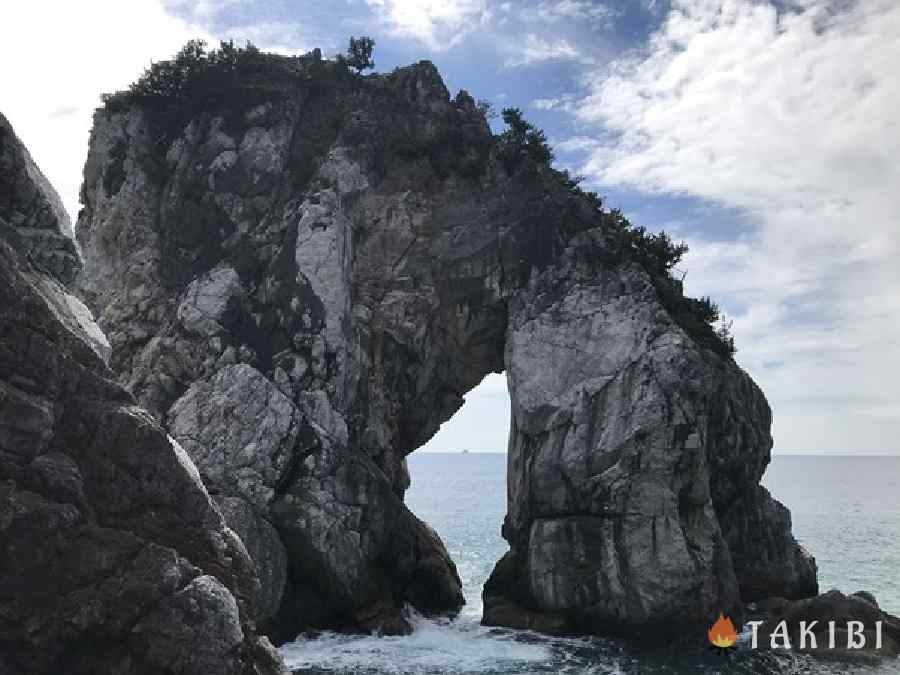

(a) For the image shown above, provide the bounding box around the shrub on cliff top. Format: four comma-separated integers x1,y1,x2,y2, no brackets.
493,109,736,357
603,209,736,357
497,107,554,171
100,39,329,144
606,209,689,275
347,36,376,73
103,40,265,108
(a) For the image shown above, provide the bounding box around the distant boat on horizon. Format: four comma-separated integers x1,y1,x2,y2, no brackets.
461,449,470,454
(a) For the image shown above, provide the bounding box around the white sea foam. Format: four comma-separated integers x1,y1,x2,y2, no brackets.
280,606,636,675
281,609,539,674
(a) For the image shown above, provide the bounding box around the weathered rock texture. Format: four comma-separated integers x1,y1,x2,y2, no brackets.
75,53,816,638
0,113,82,287
0,116,285,675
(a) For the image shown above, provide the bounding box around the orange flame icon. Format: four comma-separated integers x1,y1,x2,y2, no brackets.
708,613,737,649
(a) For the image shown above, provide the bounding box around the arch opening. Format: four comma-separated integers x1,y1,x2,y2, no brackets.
406,373,511,619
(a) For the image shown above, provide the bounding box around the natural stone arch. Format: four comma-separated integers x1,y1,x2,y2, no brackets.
75,56,816,642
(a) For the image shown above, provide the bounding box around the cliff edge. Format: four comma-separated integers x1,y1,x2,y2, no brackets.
0,112,285,674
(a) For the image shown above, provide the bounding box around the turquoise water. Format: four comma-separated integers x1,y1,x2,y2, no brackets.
281,454,900,674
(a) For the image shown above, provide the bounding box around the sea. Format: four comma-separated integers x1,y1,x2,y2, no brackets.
280,454,900,675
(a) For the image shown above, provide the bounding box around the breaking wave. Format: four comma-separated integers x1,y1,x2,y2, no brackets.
280,606,632,675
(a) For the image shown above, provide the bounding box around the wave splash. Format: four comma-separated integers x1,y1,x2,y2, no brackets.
278,606,900,675
279,606,625,675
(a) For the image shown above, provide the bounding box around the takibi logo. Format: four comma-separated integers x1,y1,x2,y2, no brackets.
708,613,738,650
706,611,886,652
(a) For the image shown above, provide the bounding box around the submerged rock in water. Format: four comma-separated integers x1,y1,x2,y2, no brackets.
0,119,285,674
74,52,814,639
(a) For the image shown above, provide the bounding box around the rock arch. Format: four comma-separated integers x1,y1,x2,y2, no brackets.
75,58,816,641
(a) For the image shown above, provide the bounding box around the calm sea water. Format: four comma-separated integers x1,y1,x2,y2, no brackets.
281,454,900,674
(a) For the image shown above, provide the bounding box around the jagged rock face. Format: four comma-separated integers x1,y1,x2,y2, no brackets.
0,112,109,364
77,60,477,635
491,252,816,634
719,485,819,602
0,120,285,674
76,58,815,638
495,263,738,633
0,113,82,287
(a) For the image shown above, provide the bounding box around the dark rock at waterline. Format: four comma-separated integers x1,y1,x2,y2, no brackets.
853,590,880,609
719,484,819,601
754,596,790,614
756,590,900,657
393,508,465,613
74,50,815,639
0,120,285,674
482,551,572,634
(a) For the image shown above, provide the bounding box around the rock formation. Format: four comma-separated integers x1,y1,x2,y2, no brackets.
73,49,816,640
485,253,817,636
756,590,900,656
0,114,82,287
0,113,285,674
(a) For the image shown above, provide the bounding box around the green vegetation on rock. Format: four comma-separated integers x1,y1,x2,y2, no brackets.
101,39,339,144
347,36,376,73
495,107,737,357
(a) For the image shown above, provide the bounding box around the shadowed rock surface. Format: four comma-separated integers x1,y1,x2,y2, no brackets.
0,116,285,675
720,484,819,602
75,51,816,639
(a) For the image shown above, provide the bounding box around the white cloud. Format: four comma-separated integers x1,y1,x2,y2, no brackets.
365,0,489,51
218,21,313,55
532,98,556,110
1,1,209,220
642,0,663,15
532,97,562,110
162,0,325,55
531,95,575,111
553,135,601,153
504,34,584,67
162,0,242,22
530,0,618,26
571,0,900,452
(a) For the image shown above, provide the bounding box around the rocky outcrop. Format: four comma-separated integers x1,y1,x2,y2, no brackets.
0,113,82,287
483,253,817,636
756,590,900,656
0,118,285,674
719,485,818,601
75,52,815,639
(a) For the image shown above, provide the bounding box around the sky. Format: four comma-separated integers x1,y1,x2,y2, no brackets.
1,0,898,454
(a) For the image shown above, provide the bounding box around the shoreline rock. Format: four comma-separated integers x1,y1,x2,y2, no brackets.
752,589,900,658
